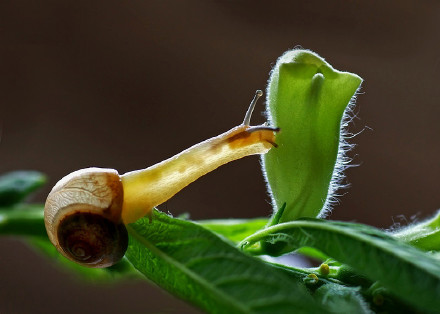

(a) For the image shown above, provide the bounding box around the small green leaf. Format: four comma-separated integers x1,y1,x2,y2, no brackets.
314,284,371,314
197,217,268,243
0,171,47,206
263,49,362,222
240,219,440,312
393,209,440,251
125,209,324,313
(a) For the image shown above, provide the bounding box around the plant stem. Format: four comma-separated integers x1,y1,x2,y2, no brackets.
0,205,46,237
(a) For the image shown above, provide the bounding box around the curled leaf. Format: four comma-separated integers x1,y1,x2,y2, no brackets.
262,49,362,222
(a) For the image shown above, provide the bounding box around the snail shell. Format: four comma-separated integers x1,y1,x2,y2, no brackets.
44,168,128,268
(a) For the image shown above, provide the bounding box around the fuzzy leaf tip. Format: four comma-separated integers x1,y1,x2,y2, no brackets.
262,49,362,222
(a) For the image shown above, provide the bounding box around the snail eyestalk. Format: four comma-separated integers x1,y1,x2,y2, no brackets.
243,90,263,126
120,90,278,223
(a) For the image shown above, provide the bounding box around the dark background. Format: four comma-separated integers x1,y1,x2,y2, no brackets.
1,1,439,313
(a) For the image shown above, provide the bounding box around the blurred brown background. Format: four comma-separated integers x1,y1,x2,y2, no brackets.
0,1,439,313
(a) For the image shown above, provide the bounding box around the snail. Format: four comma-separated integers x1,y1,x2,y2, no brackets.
44,90,279,268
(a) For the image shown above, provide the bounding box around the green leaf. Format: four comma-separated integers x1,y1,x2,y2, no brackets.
393,209,440,251
240,219,440,312
197,217,268,243
125,209,324,313
0,171,47,206
262,49,362,222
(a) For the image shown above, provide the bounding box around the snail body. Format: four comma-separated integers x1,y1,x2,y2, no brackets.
44,91,278,268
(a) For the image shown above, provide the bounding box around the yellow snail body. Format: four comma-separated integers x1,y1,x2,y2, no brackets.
44,91,278,268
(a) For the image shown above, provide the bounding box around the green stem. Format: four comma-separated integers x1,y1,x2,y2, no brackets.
0,205,46,237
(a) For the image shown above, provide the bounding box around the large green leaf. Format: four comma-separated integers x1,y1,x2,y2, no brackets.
263,50,362,222
125,209,324,313
240,219,440,312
